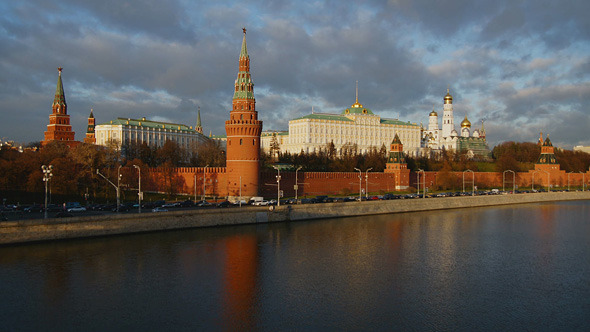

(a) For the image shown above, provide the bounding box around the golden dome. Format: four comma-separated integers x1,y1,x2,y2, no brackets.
461,116,471,128
444,88,453,104
429,110,437,116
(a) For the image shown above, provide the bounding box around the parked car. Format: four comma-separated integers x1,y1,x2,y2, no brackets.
216,201,231,208
252,200,270,206
152,207,168,212
196,200,212,207
24,205,44,213
67,207,87,212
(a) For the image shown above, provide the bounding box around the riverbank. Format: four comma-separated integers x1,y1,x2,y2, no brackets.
2,191,589,245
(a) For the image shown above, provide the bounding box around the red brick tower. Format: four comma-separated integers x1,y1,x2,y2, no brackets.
84,109,96,144
225,28,263,198
42,67,76,146
384,133,410,190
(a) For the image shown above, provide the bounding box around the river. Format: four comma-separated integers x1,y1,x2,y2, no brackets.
1,201,589,331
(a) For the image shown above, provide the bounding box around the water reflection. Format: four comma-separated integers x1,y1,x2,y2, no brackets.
1,201,589,331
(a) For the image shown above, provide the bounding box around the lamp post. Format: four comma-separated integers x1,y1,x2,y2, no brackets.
567,171,573,191
580,171,586,191
503,170,515,193
42,165,53,219
365,168,373,199
295,166,302,201
541,169,550,192
239,176,242,207
133,165,141,213
117,165,122,211
354,168,362,201
273,166,281,206
532,170,539,191
417,169,425,198
463,169,474,196
202,165,209,201
96,168,121,212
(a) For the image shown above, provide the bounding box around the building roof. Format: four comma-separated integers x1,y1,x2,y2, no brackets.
53,67,66,109
97,117,202,134
293,113,354,122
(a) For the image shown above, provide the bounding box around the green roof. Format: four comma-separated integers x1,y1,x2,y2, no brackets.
262,131,289,136
342,105,374,115
98,118,202,133
53,68,66,108
380,118,419,127
293,113,353,122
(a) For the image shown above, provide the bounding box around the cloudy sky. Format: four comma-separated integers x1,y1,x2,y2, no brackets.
1,0,589,149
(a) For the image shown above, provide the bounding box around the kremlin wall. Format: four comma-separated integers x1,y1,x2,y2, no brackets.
39,30,590,201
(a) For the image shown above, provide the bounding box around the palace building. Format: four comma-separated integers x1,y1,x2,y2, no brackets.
261,86,421,156
94,116,208,151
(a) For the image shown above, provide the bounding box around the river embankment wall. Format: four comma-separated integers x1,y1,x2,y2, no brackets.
2,191,589,245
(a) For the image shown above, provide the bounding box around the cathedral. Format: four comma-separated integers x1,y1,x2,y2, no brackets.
421,89,491,159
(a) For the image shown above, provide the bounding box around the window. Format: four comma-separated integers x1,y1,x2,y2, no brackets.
240,139,243,145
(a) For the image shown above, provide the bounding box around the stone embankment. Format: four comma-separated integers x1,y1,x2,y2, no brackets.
2,191,589,245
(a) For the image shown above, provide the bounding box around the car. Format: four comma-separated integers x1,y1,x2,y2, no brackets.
67,207,87,212
216,201,231,208
196,200,212,207
152,207,168,212
252,200,270,206
24,205,44,213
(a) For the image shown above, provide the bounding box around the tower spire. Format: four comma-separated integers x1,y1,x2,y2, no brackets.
196,106,203,134
53,67,66,113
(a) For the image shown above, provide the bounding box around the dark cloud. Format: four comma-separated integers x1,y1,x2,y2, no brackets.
1,0,589,149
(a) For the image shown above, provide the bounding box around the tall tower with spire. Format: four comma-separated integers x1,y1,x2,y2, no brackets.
42,67,76,146
84,109,96,144
225,28,263,199
384,133,410,190
195,106,203,134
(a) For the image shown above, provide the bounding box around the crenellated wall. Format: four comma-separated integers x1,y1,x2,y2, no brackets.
139,166,590,199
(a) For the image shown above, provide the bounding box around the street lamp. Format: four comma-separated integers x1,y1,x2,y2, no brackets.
503,170,515,193
273,166,281,206
463,169,474,196
117,165,122,211
365,168,373,199
580,171,586,191
202,165,209,201
42,165,53,219
417,169,425,198
540,169,550,192
354,168,362,201
133,165,141,213
96,167,122,212
295,166,302,201
532,170,539,191
567,171,573,191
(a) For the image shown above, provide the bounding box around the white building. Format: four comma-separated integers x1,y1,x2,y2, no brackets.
261,96,421,156
421,89,490,159
95,117,208,151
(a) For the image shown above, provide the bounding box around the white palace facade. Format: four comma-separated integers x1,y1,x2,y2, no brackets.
261,95,421,156
95,116,208,151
